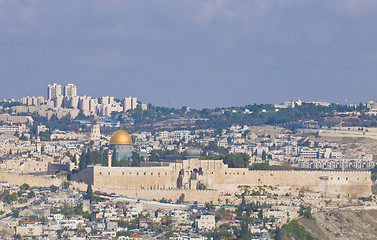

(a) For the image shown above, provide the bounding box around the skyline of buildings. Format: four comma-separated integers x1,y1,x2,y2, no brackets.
17,83,147,119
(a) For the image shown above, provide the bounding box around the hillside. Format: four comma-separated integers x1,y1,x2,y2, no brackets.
297,209,377,240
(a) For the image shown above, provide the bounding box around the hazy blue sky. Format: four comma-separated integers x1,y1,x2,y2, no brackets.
1,0,377,109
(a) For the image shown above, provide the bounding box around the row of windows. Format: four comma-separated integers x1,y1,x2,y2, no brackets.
329,177,367,181
225,172,246,176
99,172,168,176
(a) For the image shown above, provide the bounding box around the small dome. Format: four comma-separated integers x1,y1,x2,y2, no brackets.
110,130,133,145
184,147,201,158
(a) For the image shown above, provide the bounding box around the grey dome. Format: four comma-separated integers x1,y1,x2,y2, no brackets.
184,147,201,159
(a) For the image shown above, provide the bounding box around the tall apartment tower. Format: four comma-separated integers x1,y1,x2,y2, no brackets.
123,97,138,112
47,83,62,100
64,84,77,98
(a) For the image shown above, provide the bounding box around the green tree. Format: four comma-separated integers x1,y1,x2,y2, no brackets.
12,209,19,218
50,185,58,192
274,227,282,240
20,183,30,191
132,151,143,167
251,162,271,170
62,181,71,189
86,184,93,202
27,191,35,199
281,219,318,240
111,150,118,167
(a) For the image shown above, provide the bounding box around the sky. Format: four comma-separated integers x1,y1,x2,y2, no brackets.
1,0,377,109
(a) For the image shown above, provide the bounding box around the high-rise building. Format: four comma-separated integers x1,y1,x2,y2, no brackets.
54,95,64,108
123,97,138,112
47,83,62,100
131,97,137,110
64,84,77,98
79,96,91,116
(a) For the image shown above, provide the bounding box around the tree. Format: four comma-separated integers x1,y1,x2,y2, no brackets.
177,194,185,204
61,202,74,218
20,183,30,191
274,227,283,240
111,150,118,167
298,205,312,219
261,150,267,161
303,206,312,219
86,184,93,202
206,202,215,211
50,185,58,192
251,162,271,170
62,181,71,189
132,151,143,167
12,209,19,218
27,191,35,199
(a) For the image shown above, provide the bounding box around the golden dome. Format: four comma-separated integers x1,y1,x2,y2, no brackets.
109,130,133,145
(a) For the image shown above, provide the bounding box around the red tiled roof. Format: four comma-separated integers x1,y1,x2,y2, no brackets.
130,234,142,238
23,221,35,224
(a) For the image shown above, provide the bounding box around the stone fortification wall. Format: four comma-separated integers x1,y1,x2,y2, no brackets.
70,181,219,204
222,170,371,198
0,172,65,187
92,166,176,189
71,158,372,202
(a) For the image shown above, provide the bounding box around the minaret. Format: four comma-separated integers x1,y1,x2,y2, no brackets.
108,150,112,167
35,136,41,153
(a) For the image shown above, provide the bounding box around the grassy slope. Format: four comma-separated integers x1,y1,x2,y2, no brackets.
298,210,377,240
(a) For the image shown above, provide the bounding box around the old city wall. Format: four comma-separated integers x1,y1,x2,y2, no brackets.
170,159,226,186
90,159,227,190
70,181,219,204
92,166,177,189
0,172,65,187
222,170,372,197
70,159,372,202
